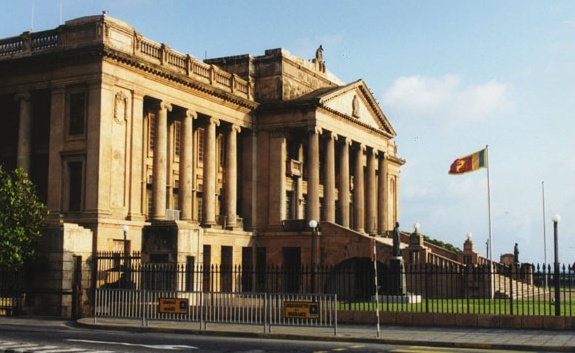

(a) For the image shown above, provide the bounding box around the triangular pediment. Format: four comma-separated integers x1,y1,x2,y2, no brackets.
316,80,396,136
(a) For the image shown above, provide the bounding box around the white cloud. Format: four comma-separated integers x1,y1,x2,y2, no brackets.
382,75,511,123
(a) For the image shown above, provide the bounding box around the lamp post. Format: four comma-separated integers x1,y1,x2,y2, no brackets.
552,215,561,316
122,225,129,288
309,219,318,294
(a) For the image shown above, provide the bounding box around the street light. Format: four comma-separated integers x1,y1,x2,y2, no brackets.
309,219,318,294
552,215,561,316
122,225,129,288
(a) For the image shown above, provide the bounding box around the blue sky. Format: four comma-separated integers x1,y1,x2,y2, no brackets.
2,0,574,265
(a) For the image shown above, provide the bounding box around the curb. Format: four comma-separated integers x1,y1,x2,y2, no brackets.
73,321,575,352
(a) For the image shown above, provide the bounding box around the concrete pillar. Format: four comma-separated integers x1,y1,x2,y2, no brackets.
353,143,365,233
377,151,387,235
224,124,241,228
152,101,172,220
323,131,337,223
15,92,32,174
46,87,66,222
366,147,377,235
307,126,322,222
268,129,287,229
339,138,351,228
203,117,219,226
296,144,304,219
126,93,145,221
179,109,196,221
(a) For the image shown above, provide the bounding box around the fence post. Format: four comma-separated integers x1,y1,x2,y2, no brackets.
509,265,514,316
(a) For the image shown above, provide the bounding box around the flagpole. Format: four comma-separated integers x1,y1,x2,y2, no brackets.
486,145,493,263
485,145,495,299
372,239,380,337
542,181,548,291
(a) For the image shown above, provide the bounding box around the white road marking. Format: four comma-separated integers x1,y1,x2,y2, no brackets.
66,339,198,350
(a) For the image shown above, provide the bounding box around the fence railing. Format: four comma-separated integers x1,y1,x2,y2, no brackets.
94,289,338,334
94,254,575,317
0,268,24,316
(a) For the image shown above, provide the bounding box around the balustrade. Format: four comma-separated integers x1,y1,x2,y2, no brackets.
0,17,253,100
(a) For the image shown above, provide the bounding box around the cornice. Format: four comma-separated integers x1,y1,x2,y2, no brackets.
102,47,258,110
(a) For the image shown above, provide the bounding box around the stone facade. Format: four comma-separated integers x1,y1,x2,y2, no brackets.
0,15,405,315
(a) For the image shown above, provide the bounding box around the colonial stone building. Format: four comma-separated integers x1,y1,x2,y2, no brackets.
0,15,409,315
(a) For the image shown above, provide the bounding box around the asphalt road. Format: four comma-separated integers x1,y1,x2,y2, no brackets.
0,318,561,353
0,318,393,352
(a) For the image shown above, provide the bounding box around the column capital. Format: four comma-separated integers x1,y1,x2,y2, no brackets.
14,92,31,101
306,126,323,135
356,143,366,152
342,137,353,146
325,131,338,141
230,123,241,133
184,109,198,120
208,117,220,126
159,100,172,112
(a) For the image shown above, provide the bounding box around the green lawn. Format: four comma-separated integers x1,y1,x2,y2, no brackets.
339,298,575,316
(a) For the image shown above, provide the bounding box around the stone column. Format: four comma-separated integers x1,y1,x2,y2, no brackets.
128,93,145,221
307,126,322,222
377,151,387,235
366,147,377,235
46,87,66,222
323,131,337,223
152,101,172,220
224,124,241,228
203,117,220,226
15,92,32,173
339,138,351,228
295,144,304,219
268,129,287,229
353,143,365,233
179,109,196,221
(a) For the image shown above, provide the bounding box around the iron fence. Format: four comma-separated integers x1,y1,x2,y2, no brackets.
0,268,24,316
94,290,338,333
94,253,575,317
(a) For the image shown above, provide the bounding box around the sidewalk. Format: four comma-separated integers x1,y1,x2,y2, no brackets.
77,317,575,352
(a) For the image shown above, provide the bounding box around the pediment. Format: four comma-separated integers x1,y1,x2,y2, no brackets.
318,80,396,136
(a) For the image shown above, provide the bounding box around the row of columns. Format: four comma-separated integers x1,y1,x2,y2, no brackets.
306,127,390,235
150,101,240,227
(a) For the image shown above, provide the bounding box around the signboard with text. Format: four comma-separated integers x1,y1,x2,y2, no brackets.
284,301,319,319
158,298,189,314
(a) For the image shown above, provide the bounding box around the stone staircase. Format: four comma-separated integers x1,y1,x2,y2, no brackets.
492,271,538,299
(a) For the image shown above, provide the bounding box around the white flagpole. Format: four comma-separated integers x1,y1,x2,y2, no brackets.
485,145,494,299
486,145,493,263
373,239,380,337
542,181,548,291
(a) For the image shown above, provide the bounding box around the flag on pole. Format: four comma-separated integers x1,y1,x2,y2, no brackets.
449,148,487,175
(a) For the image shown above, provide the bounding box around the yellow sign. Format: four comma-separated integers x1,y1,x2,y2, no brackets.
158,298,189,314
284,301,319,319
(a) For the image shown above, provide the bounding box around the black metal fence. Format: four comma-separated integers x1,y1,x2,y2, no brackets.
0,268,25,315
94,253,575,317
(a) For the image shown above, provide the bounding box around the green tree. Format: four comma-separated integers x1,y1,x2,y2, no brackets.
0,166,48,269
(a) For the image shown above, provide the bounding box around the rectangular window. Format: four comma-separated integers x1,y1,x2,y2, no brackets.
197,193,203,223
203,245,211,292
68,161,83,211
174,121,181,157
197,127,205,163
218,133,224,167
221,246,233,292
68,92,86,135
148,114,156,153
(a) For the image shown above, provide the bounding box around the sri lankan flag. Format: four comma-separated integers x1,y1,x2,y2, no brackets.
449,149,487,175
